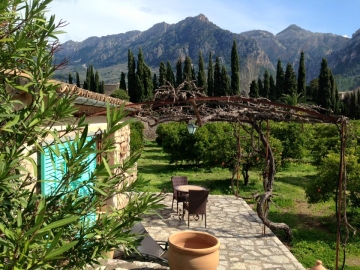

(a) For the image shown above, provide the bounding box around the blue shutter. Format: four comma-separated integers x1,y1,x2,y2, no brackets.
40,136,97,226
41,144,68,196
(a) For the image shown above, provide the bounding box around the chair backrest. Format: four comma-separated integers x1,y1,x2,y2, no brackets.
171,176,188,196
130,222,165,259
188,189,209,215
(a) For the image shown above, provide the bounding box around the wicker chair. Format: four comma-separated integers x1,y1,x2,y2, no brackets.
171,176,188,213
182,189,209,228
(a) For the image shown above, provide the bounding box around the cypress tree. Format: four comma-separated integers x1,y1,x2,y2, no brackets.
207,52,214,96
318,58,332,110
166,61,175,87
275,59,284,100
89,65,96,92
269,74,276,101
297,51,306,97
76,71,80,87
152,73,158,92
191,67,197,83
183,56,192,82
230,39,240,95
249,79,259,98
262,70,270,98
213,57,221,96
159,61,166,86
330,73,339,114
136,48,146,102
257,78,263,98
284,62,297,95
95,71,99,93
127,49,137,102
220,65,230,96
309,78,319,104
176,58,183,87
120,72,126,90
136,48,153,102
197,51,206,91
99,81,104,94
144,65,153,101
68,73,73,84
83,80,88,90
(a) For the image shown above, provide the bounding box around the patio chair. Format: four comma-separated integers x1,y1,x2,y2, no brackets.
129,222,168,263
171,176,188,213
183,189,209,228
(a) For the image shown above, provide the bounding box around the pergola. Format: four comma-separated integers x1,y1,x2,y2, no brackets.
95,81,350,269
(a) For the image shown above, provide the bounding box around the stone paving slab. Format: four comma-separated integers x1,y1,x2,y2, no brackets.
90,194,306,270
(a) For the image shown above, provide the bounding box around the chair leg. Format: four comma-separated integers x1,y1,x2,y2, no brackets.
188,213,190,228
205,214,206,228
172,198,174,209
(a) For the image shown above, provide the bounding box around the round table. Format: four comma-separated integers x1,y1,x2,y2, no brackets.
175,184,205,193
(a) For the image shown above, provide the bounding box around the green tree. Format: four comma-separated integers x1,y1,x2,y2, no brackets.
127,49,136,102
230,39,240,95
207,52,214,97
95,70,100,93
284,62,297,96
308,78,319,104
99,80,104,94
297,51,306,97
318,58,332,111
262,70,270,98
0,0,163,269
269,74,276,101
68,73,73,84
249,79,259,98
89,65,96,92
176,58,182,87
183,56,192,82
76,71,80,87
197,51,206,91
276,59,285,100
152,73,158,92
257,77,263,97
166,60,175,87
220,65,230,96
213,57,221,96
120,71,126,90
135,48,153,102
159,61,166,86
330,73,339,114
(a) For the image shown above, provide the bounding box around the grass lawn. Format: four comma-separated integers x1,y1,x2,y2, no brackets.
137,141,360,269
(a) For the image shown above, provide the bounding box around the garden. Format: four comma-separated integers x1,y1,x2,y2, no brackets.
134,121,360,269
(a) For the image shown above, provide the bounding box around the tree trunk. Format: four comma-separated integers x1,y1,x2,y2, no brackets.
256,191,293,240
252,121,292,241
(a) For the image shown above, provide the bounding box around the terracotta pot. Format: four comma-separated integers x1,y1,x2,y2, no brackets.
168,231,220,270
307,260,326,270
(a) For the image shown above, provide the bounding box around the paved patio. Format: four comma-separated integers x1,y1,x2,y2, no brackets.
93,194,306,270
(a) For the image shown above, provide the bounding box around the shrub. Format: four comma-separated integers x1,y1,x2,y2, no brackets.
0,1,164,269
110,89,130,101
130,121,145,153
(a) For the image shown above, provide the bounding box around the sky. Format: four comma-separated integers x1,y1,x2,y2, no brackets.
48,0,360,44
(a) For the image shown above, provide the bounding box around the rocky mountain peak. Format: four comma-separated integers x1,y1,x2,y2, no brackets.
196,13,209,23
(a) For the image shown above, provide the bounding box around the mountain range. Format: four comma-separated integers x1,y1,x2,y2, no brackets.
53,14,360,92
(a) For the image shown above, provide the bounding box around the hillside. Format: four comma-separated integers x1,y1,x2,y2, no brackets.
53,14,360,92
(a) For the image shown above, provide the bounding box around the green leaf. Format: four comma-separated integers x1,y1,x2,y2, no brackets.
37,216,79,233
44,240,78,260
2,115,20,132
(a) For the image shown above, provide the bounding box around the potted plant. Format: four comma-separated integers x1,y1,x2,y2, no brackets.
168,231,220,270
